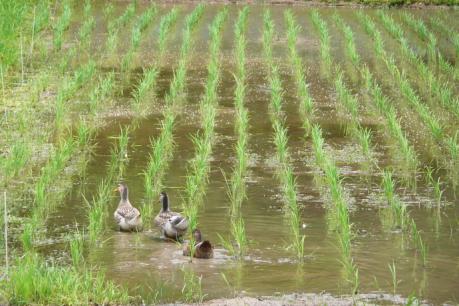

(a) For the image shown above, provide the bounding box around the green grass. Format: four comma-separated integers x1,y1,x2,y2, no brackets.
1,252,134,305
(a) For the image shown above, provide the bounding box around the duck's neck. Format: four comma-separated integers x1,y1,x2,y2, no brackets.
121,187,128,202
162,195,169,212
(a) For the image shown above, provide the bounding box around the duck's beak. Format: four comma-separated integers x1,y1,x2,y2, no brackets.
113,187,118,192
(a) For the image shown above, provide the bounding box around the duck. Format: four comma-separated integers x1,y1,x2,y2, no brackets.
113,183,143,232
154,192,188,240
183,229,213,259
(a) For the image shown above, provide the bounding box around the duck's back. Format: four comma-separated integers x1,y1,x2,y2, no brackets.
154,210,180,227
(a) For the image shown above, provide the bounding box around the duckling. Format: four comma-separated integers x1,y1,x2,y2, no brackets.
154,192,188,240
113,183,143,232
183,229,213,259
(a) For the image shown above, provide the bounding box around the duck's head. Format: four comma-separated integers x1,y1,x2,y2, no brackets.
159,191,169,211
114,183,128,200
192,229,202,243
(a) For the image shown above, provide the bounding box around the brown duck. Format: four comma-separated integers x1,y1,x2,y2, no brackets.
113,183,143,232
183,229,213,259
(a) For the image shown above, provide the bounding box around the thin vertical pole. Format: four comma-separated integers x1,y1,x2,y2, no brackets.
3,191,8,277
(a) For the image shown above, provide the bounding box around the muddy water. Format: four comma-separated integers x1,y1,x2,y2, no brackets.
43,4,459,304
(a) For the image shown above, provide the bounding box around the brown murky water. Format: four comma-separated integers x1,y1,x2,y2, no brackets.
40,3,459,304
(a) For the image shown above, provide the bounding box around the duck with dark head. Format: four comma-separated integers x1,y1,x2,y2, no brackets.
183,229,213,259
154,191,188,240
113,183,143,232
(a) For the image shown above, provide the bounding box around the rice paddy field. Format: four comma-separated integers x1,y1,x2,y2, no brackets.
1,1,459,304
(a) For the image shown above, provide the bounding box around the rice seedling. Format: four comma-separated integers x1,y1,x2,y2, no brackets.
78,0,95,49
132,67,159,113
388,261,400,295
310,125,358,291
285,10,314,134
221,6,250,258
121,4,157,74
361,12,459,189
429,16,459,62
53,0,72,51
310,10,332,75
314,13,375,167
376,11,459,121
103,3,114,20
2,141,30,185
361,66,418,180
69,226,85,267
263,9,305,262
181,268,205,303
29,2,50,60
410,219,428,266
141,4,205,223
89,72,115,115
182,8,228,234
106,2,137,57
157,8,179,59
381,171,408,231
425,167,444,204
333,13,360,67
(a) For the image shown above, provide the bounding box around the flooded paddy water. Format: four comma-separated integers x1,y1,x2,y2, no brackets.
2,1,459,305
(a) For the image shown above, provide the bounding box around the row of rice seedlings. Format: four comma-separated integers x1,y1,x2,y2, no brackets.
262,10,305,261
182,8,228,243
308,11,359,291
363,14,443,145
310,125,359,293
29,1,51,67
121,4,157,74
310,10,332,75
220,7,250,259
89,72,116,116
429,16,459,62
127,7,180,115
377,11,459,122
400,11,458,81
0,21,81,213
78,0,96,50
21,136,79,251
53,0,72,51
284,10,314,134
157,8,180,59
381,171,428,266
314,13,375,166
332,14,361,68
361,12,459,187
106,1,137,56
141,4,205,222
339,13,428,259
55,60,96,135
1,142,30,187
132,67,159,114
0,1,35,79
87,127,131,243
